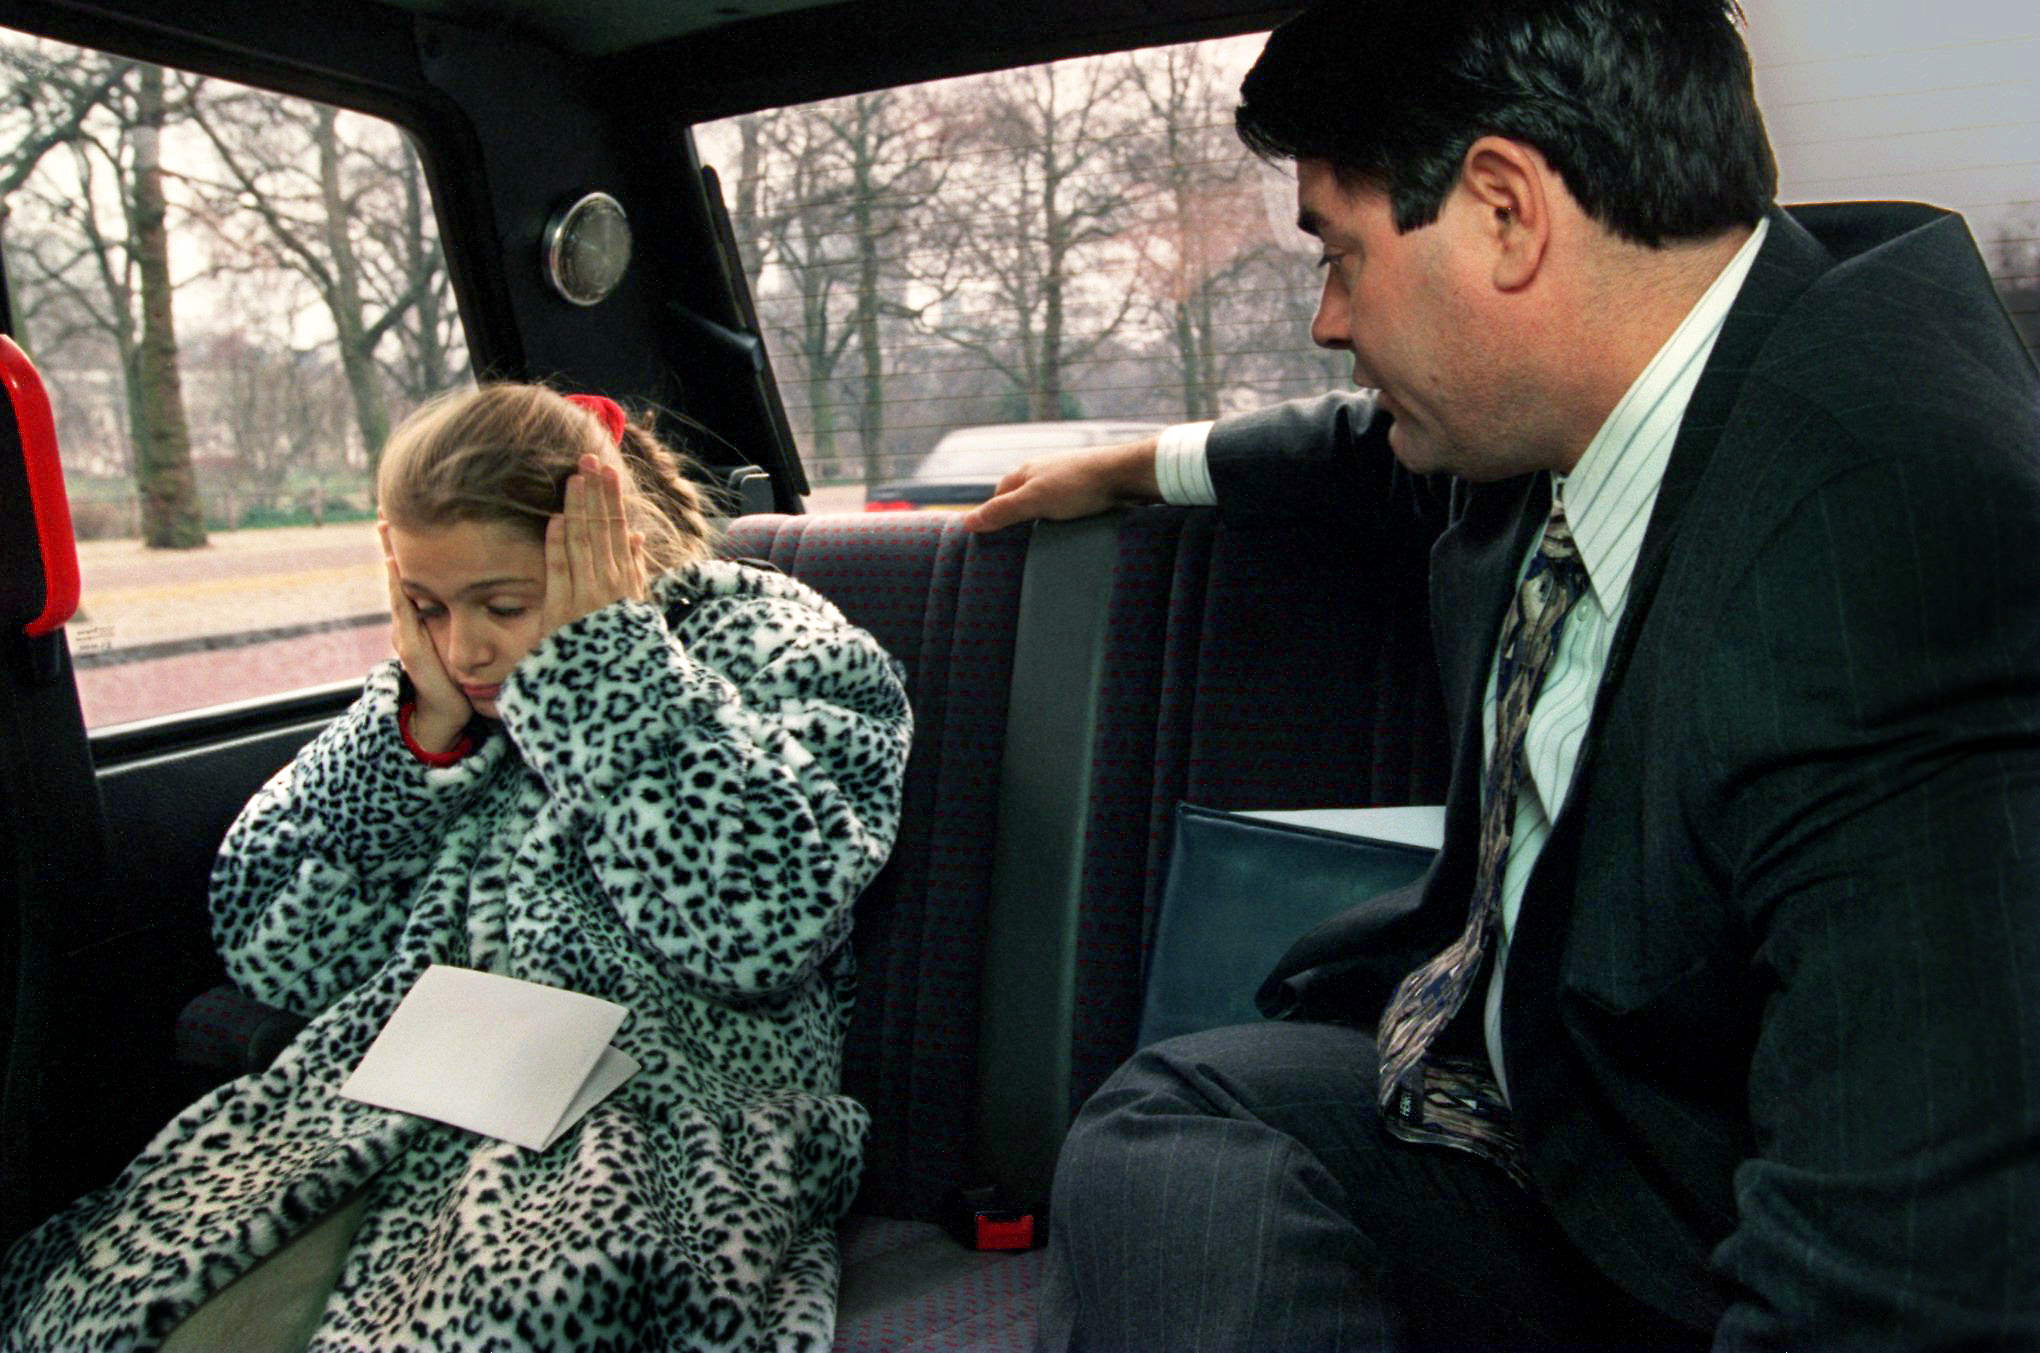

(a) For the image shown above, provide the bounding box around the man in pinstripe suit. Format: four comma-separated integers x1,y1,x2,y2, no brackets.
971,1,2040,1347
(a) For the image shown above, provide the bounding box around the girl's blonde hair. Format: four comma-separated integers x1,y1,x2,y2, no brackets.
375,383,716,572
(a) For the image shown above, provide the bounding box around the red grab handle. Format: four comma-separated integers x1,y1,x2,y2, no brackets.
0,335,79,637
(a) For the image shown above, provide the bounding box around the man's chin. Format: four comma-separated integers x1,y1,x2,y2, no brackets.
1386,422,1498,481
1384,419,1436,474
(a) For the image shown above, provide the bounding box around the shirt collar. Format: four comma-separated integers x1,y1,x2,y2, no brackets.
1554,217,1770,619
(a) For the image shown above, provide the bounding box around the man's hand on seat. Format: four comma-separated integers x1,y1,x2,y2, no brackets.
963,436,1164,533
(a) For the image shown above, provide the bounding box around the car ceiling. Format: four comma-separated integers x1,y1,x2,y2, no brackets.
12,0,1292,119
389,0,1288,64
385,0,862,57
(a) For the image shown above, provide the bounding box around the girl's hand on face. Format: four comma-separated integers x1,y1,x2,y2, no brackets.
380,521,472,748
541,455,648,639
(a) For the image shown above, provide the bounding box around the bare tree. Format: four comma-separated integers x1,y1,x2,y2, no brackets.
0,41,132,340
909,60,1141,422
6,37,460,538
830,91,949,479
694,37,1348,465
722,113,772,283
735,91,948,480
129,65,205,546
189,321,350,523
745,105,858,472
189,89,455,470
371,145,465,410
0,40,135,490
12,61,206,547
1121,46,1276,421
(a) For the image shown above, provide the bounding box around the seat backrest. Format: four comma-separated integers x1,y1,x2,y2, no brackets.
723,512,1029,1221
730,506,1450,1220
1065,506,1449,1115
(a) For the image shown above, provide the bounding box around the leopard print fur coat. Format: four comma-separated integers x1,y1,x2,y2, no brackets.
0,560,911,1351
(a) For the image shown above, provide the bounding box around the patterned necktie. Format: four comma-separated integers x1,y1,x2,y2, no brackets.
1374,494,1590,1190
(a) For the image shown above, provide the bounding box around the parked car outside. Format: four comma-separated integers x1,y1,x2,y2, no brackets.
864,420,1166,511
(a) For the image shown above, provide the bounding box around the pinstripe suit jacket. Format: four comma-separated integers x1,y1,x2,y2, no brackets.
1222,204,2040,1347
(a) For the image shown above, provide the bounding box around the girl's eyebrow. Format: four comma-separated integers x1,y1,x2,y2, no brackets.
400,575,542,599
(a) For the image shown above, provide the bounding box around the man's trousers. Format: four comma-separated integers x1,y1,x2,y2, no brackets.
1034,1020,1706,1351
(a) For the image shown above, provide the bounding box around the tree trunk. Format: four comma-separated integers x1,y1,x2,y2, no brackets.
1193,282,1220,420
120,342,146,480
1174,300,1203,421
1035,141,1066,421
730,114,769,274
851,124,887,483
401,152,449,399
316,107,390,473
131,65,206,549
806,375,840,472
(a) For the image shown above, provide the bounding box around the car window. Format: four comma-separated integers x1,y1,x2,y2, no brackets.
0,28,471,728
694,8,2037,513
693,34,1341,512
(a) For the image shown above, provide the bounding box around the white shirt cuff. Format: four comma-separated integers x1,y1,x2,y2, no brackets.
1154,421,1218,506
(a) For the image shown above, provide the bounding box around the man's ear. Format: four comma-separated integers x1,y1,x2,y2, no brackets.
1458,136,1551,291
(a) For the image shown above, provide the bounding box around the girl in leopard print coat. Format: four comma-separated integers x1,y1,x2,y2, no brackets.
0,385,911,1351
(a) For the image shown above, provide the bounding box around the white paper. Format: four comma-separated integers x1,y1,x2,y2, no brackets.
1240,804,1446,850
340,965,639,1151
546,1045,641,1150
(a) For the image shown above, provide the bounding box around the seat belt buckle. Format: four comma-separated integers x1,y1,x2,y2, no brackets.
945,1185,1040,1251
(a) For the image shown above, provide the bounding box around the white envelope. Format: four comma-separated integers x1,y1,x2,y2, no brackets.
340,964,639,1151
1241,804,1447,850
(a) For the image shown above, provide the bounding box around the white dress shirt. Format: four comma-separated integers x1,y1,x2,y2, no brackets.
1154,219,1770,1098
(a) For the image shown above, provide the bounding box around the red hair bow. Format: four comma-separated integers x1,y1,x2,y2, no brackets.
565,392,627,445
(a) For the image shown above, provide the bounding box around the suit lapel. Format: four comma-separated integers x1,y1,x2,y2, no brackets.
1583,208,1835,724
1504,209,1836,1034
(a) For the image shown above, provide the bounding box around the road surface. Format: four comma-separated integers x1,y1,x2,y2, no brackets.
67,485,874,728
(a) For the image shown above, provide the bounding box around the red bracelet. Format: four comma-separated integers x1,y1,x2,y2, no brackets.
398,700,475,767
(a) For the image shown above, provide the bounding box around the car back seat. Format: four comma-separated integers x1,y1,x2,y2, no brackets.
169,501,1448,1352
721,511,1030,1221
730,505,1447,1352
723,511,1045,1351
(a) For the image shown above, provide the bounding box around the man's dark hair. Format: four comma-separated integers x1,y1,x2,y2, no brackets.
1236,0,1777,246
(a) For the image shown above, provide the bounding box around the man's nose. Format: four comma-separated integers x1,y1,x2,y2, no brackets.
1310,270,1350,350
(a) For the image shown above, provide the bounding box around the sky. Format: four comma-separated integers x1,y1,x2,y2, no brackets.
1194,7,2038,278
1742,0,2036,257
